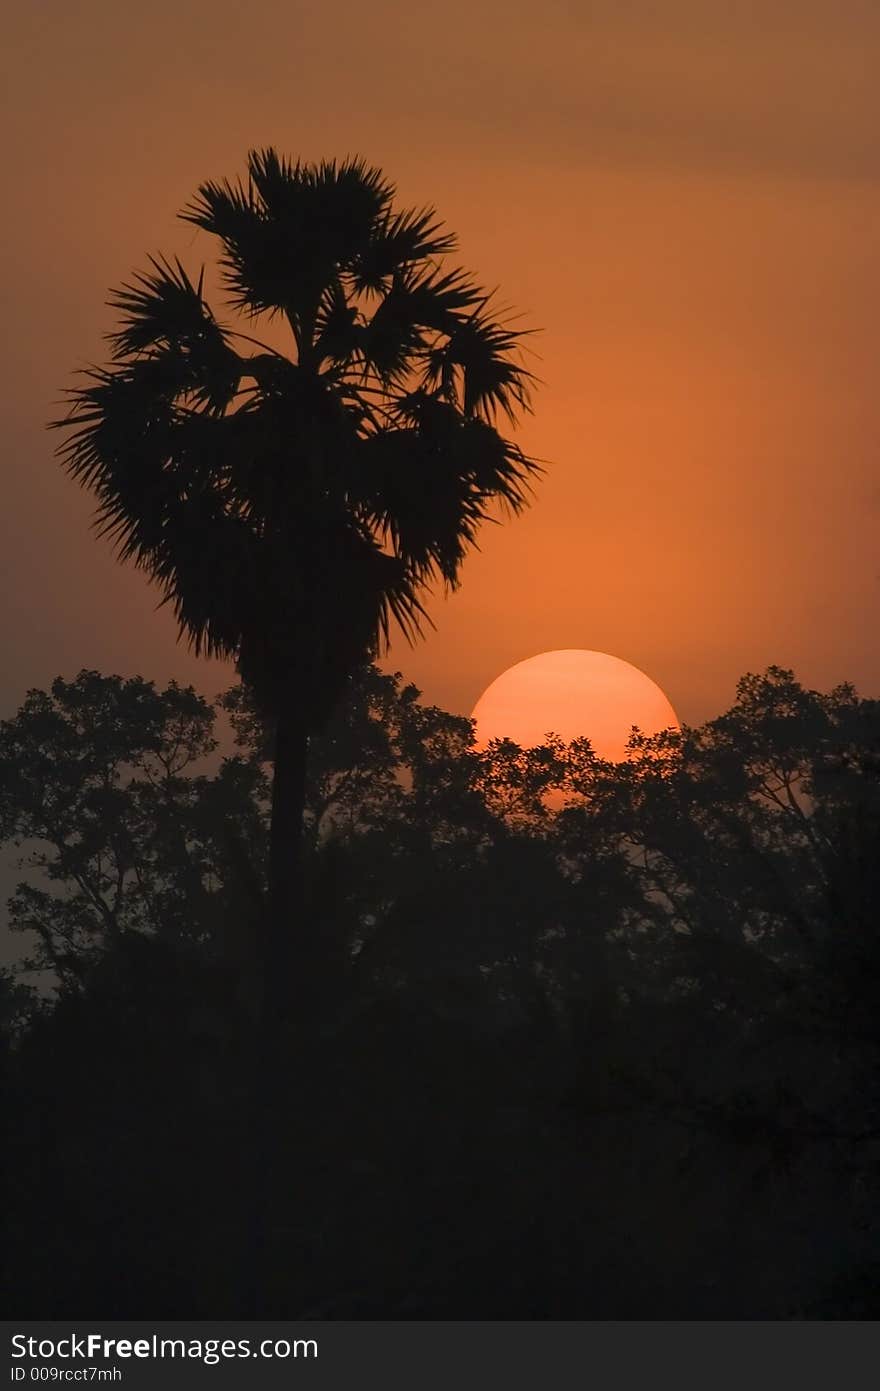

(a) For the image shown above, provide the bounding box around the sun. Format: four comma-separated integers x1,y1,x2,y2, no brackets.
471,649,680,761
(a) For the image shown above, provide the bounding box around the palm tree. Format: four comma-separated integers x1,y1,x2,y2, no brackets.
52,148,539,1000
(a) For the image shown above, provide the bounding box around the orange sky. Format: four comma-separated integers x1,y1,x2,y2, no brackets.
3,0,879,729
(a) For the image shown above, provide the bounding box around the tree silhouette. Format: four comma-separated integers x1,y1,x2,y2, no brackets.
0,671,268,987
5,663,880,1315
51,149,539,999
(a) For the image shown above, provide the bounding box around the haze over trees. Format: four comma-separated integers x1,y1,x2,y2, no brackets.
3,662,880,1315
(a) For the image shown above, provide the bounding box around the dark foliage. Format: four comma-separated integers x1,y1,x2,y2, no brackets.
3,663,880,1317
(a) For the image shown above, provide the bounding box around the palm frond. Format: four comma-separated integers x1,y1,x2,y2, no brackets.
181,172,281,320
376,573,433,650
350,205,457,294
105,258,242,414
110,257,203,352
313,277,361,367
249,149,392,233
180,172,258,241
181,149,395,327
351,266,485,387
54,149,542,716
355,277,428,383
354,411,539,590
53,364,176,502
389,264,486,334
425,310,538,422
456,416,542,513
158,503,260,660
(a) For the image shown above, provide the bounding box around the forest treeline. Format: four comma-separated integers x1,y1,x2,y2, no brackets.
3,661,879,1317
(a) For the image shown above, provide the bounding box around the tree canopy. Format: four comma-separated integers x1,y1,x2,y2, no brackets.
4,663,880,1317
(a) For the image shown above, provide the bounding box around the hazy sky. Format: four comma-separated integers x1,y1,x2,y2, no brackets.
3,0,879,727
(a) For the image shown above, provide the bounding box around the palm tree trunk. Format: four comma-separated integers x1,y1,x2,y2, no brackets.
247,694,308,1313
267,694,308,1002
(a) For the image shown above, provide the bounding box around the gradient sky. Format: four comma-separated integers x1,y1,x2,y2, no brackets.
4,0,879,729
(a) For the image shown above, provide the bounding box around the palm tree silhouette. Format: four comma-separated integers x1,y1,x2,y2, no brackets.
53,148,539,998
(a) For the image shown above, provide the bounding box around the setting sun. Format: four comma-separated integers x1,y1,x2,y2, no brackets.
471,649,680,761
